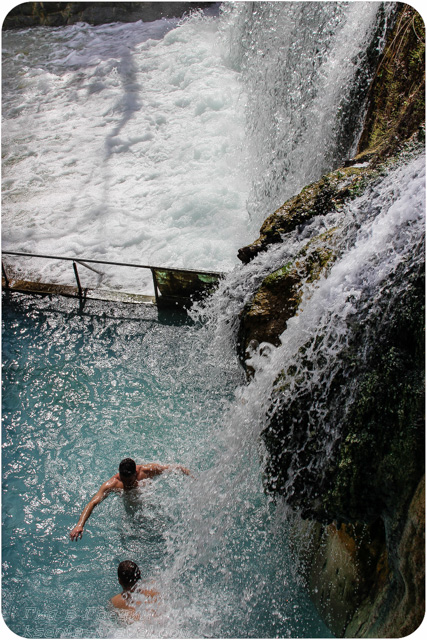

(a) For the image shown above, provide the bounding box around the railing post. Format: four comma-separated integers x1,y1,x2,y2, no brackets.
2,262,10,289
73,261,83,301
151,269,159,305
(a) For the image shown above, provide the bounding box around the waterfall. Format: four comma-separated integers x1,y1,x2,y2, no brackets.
257,150,425,519
219,1,393,225
2,2,423,638
199,139,425,502
2,2,392,290
113,148,425,638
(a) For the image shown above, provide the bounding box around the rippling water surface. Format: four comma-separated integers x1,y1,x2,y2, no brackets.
2,293,331,638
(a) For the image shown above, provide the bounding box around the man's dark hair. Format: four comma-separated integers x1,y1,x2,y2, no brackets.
118,560,141,589
119,458,136,478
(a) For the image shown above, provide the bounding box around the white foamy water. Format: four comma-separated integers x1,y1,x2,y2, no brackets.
219,1,391,220
2,7,252,292
2,2,391,296
215,150,426,506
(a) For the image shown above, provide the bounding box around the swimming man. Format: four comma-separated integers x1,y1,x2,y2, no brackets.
110,560,158,621
70,457,191,540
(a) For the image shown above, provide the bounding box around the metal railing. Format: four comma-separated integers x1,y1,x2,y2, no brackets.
1,250,224,306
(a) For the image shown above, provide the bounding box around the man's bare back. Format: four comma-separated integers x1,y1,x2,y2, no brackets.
110,560,158,622
110,585,159,621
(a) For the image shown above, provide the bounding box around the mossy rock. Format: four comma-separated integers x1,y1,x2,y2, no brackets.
238,166,374,264
236,165,378,369
262,255,425,527
357,5,425,161
237,228,338,365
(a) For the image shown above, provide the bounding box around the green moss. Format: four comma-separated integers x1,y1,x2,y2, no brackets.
238,226,340,362
357,6,425,159
263,263,293,288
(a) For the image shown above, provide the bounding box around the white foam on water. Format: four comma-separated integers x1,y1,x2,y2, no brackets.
2,10,252,292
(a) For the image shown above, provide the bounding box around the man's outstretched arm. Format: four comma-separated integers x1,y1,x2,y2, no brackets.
70,481,113,540
139,463,193,478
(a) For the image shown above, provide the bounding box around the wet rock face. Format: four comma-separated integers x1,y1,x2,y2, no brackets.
302,519,390,638
237,232,337,366
237,169,367,265
236,166,375,368
237,263,301,362
262,254,425,526
235,5,425,636
254,174,425,637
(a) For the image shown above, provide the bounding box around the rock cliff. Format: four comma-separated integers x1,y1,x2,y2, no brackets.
237,5,425,637
2,2,215,29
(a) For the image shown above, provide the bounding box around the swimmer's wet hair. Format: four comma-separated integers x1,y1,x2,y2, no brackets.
118,560,141,589
119,458,136,478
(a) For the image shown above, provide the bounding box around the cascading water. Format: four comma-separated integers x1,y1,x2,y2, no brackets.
2,2,390,289
2,2,422,639
242,149,425,522
219,1,393,224
3,148,423,639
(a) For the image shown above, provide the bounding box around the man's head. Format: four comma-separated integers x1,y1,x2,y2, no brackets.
118,560,141,590
119,458,137,482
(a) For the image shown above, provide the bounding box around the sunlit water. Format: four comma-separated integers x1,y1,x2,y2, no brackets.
2,5,251,292
2,2,389,292
2,150,424,639
1,2,404,638
2,293,332,638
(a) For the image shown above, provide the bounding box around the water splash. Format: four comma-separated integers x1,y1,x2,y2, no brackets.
206,149,425,522
104,155,426,640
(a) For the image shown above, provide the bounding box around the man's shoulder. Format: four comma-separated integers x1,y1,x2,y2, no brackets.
103,475,121,490
136,463,164,475
110,593,127,609
141,587,159,601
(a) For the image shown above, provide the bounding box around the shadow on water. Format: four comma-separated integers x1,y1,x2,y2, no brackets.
104,47,141,159
2,290,193,327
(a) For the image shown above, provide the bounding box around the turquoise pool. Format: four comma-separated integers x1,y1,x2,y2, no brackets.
2,292,332,638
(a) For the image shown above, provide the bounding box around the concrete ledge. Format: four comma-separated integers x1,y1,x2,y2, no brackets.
2,279,155,305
